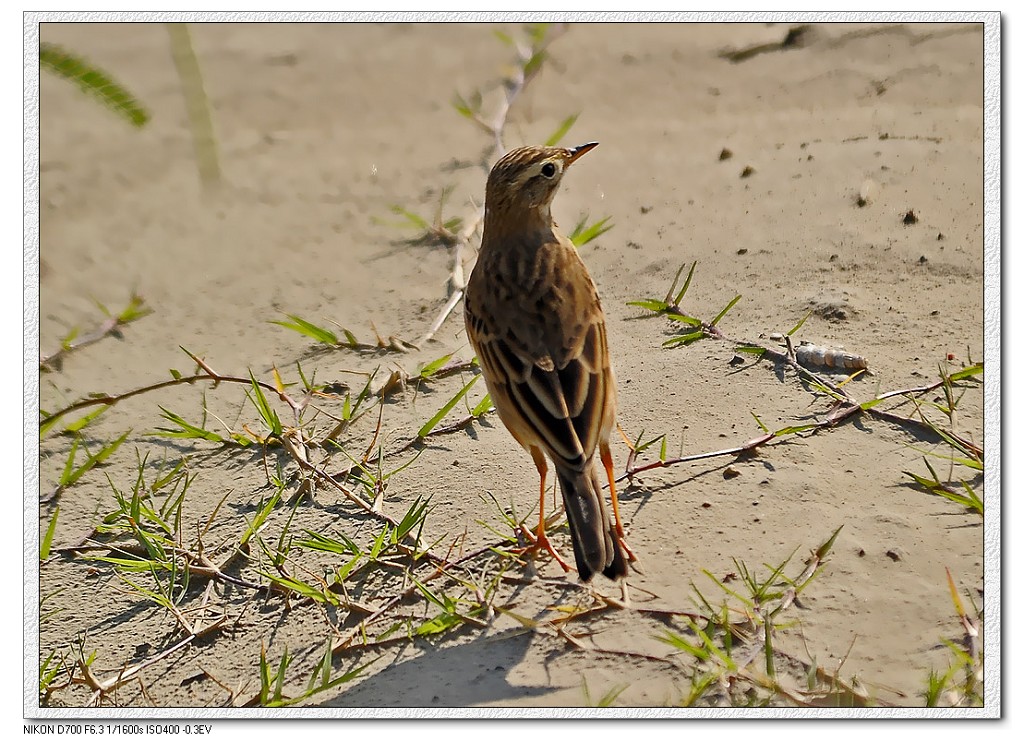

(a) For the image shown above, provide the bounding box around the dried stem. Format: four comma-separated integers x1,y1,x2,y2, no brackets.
41,349,302,433
76,628,219,706
618,319,982,483
40,294,151,372
416,26,567,347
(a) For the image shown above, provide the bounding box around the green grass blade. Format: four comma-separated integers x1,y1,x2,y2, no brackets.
341,328,360,348
89,430,130,467
471,393,494,417
735,345,766,357
248,371,283,436
39,409,63,439
626,299,671,313
859,396,887,411
452,90,482,119
368,524,390,561
166,23,221,187
59,438,80,487
522,49,548,79
417,353,454,380
418,375,480,438
948,364,983,382
40,42,150,127
815,525,844,561
258,644,271,705
279,658,378,706
61,431,130,489
710,294,742,327
61,407,108,435
270,314,339,346
390,205,431,231
772,423,818,436
787,310,813,336
570,216,613,247
545,113,580,146
274,648,291,701
260,572,337,605
415,612,463,636
409,575,449,611
394,496,429,543
634,431,667,456
151,406,227,443
673,262,698,305
307,638,332,694
334,555,363,582
241,488,282,546
663,331,705,348
117,294,152,323
297,530,361,557
664,312,702,327
41,507,59,561
688,618,737,670
959,479,983,514
656,629,709,661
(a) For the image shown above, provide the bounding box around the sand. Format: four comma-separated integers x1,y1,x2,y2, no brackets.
35,21,986,711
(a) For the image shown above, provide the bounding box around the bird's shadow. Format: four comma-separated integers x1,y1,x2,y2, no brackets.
313,627,553,708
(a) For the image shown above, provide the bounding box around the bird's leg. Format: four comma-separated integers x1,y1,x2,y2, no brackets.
601,442,641,568
516,447,572,573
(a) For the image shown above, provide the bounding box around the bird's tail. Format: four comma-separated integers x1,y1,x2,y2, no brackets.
556,461,628,582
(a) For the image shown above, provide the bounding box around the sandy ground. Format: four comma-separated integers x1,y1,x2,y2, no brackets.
34,21,986,711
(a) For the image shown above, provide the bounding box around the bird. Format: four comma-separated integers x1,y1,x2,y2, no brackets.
464,142,638,582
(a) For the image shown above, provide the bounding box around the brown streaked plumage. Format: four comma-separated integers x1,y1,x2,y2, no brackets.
464,143,638,582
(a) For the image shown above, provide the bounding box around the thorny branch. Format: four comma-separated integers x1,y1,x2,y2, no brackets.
40,294,152,373
40,347,304,433
618,316,982,485
416,24,568,348
74,628,220,707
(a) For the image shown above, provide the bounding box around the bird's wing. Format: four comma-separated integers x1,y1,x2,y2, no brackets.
467,242,613,469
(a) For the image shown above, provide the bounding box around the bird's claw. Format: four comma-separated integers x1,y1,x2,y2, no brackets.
515,526,573,573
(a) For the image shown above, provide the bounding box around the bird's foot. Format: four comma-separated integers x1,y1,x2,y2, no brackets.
515,526,573,573
615,527,644,575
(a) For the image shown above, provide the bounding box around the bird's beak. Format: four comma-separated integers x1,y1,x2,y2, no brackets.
565,141,599,166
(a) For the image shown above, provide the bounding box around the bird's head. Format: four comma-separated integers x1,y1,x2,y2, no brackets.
485,142,598,218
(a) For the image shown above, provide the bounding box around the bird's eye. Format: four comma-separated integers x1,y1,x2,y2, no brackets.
541,162,557,178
